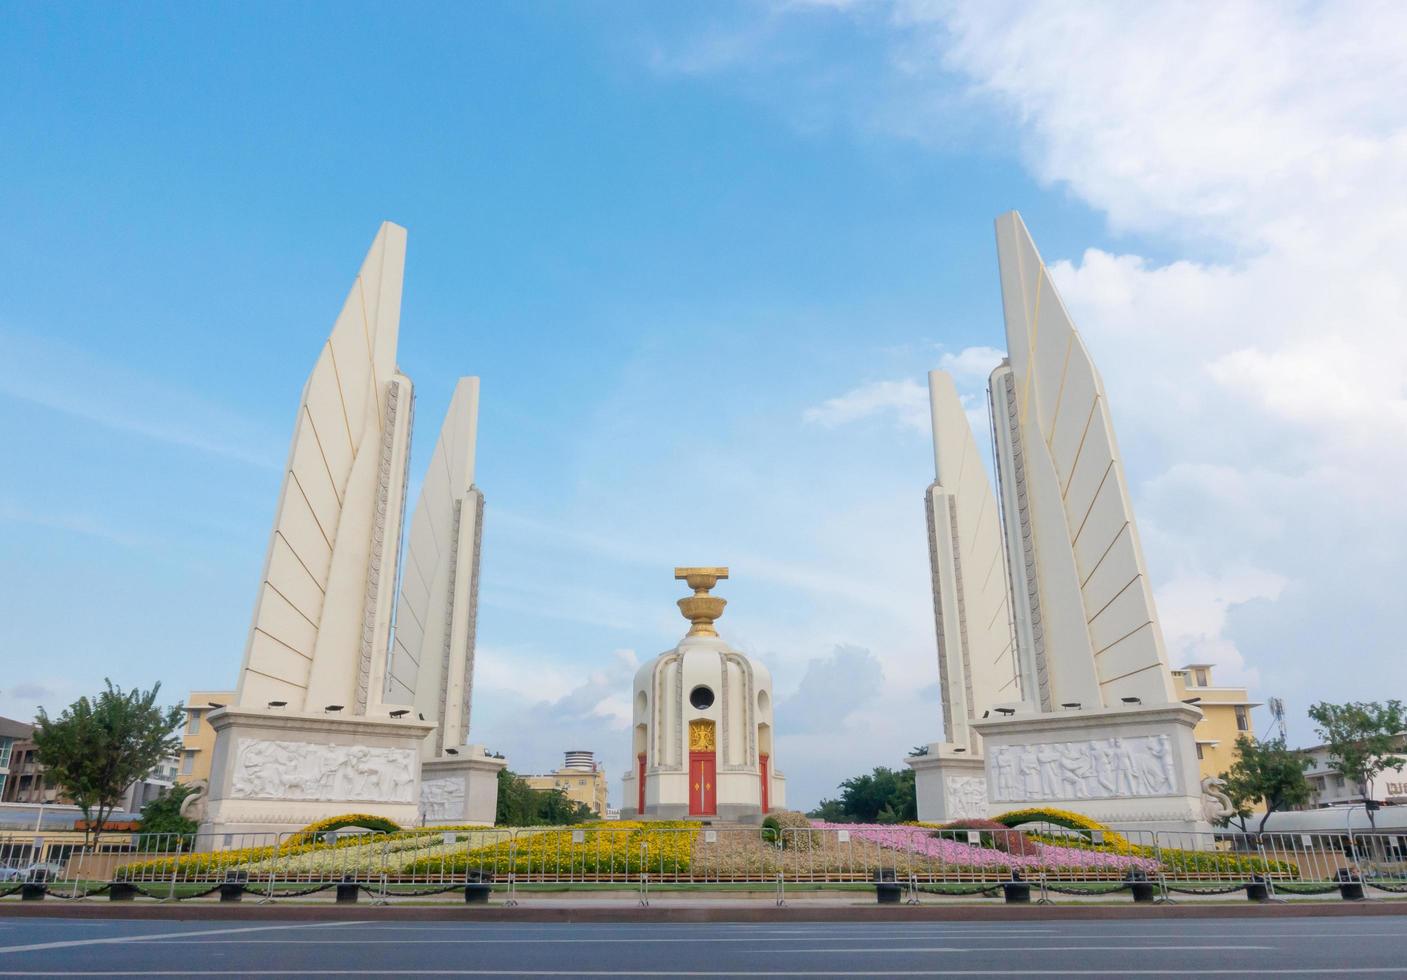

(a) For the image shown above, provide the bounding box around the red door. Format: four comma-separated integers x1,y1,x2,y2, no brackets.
689,752,716,816
759,753,770,814
637,753,647,814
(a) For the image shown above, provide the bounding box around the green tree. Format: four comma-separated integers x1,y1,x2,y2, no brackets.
494,769,593,826
1307,700,1407,801
136,783,198,851
806,798,849,822
815,766,917,824
32,680,184,848
1219,735,1311,833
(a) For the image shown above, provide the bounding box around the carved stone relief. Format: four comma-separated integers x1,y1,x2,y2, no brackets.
229,739,417,803
987,735,1177,803
944,775,988,819
419,776,466,821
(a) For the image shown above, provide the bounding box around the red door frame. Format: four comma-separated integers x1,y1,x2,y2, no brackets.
759,753,770,814
689,751,716,816
637,753,647,814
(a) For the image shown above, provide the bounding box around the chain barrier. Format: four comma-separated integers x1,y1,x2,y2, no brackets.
4,825,1403,905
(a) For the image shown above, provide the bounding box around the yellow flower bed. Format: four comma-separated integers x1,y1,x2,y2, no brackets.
989,808,1135,853
401,821,700,876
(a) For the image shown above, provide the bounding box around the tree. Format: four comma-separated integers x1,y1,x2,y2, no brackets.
494,769,593,826
1219,735,1311,833
1307,700,1407,801
137,783,198,851
31,680,184,848
806,766,917,824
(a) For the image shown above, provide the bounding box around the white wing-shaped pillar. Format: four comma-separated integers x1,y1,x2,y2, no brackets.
234,222,414,717
925,370,1020,750
389,377,485,760
992,211,1175,708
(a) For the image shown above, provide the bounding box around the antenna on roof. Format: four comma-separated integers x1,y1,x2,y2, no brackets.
1267,697,1287,742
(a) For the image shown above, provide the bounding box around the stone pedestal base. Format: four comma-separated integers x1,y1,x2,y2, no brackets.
907,747,988,823
971,703,1213,835
419,748,507,826
199,706,435,845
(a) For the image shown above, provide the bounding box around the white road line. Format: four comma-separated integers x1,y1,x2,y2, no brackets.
0,921,368,955
753,945,1277,953
0,968,1402,976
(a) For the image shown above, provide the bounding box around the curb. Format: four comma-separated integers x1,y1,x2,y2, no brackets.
2,900,1405,923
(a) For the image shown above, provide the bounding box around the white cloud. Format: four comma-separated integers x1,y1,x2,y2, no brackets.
671,1,1407,743
938,345,1004,382
803,378,929,431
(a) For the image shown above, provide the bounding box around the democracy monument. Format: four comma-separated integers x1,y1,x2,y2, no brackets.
191,210,1215,840
199,223,502,838
908,211,1214,833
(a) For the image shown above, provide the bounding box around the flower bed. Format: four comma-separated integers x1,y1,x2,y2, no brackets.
400,822,700,876
812,823,1160,874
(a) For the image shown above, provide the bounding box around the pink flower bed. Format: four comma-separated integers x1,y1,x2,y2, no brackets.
810,822,1159,873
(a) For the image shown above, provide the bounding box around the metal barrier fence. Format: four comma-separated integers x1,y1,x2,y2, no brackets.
3,825,1405,904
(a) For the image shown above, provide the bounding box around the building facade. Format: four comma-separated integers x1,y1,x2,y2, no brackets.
1298,734,1407,807
523,751,609,817
178,691,237,786
0,717,32,801
1170,665,1261,782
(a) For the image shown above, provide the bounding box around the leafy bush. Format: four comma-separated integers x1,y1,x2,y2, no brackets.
934,818,1037,857
992,807,1135,852
769,810,822,851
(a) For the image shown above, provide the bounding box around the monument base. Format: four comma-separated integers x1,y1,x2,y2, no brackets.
199,706,435,845
971,703,1214,835
419,748,507,826
907,746,988,822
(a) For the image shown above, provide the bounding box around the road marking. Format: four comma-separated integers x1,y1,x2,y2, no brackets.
0,968,1402,976
0,922,368,955
754,945,1276,953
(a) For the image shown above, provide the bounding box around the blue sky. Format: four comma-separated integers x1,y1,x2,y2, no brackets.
4,2,1404,809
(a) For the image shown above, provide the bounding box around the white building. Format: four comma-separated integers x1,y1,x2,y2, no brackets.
1299,735,1407,808
621,568,784,824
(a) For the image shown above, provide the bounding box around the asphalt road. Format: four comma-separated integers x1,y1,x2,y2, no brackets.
0,916,1403,977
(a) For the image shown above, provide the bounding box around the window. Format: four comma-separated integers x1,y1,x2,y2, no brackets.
0,739,12,768
180,751,195,775
1234,706,1250,732
1195,744,1204,760
689,685,715,710
1335,775,1346,789
1193,668,1208,687
186,710,201,735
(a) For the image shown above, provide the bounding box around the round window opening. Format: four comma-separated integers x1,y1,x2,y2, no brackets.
689,685,715,710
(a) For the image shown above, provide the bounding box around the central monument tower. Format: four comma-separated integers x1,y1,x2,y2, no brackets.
621,569,785,823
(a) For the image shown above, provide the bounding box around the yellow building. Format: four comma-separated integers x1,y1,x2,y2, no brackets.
1170,664,1261,782
178,690,236,786
523,751,609,817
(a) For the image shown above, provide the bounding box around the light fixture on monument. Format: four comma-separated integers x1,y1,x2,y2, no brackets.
622,567,785,824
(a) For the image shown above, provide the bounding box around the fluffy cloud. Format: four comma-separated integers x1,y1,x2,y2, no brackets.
693,1,1407,740
803,378,928,431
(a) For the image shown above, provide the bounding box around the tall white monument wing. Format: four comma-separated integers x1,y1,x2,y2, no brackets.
925,371,1019,750
388,377,484,758
992,211,1174,708
236,222,415,715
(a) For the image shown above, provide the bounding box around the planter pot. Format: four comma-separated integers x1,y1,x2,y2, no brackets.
1128,881,1156,903
463,883,492,905
1244,881,1269,902
108,882,138,902
219,883,245,903
875,882,903,905
336,883,360,904
1002,882,1031,904
20,883,45,901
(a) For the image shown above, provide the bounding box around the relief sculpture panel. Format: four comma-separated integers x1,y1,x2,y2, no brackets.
944,775,988,819
229,739,417,803
419,776,466,821
988,735,1177,803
